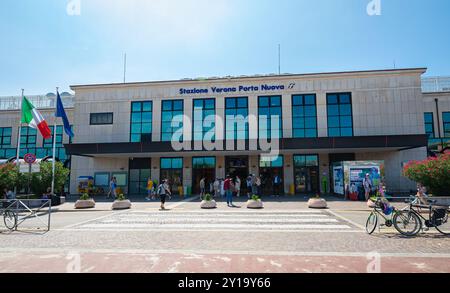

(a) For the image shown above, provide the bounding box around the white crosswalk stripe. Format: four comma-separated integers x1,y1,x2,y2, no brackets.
70,210,357,232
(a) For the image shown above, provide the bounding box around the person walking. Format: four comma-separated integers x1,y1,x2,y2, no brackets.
273,174,282,197
256,176,262,197
107,177,115,199
157,179,172,210
363,174,373,201
199,177,206,200
235,176,241,197
213,178,220,198
145,178,154,201
224,175,234,207
246,175,252,198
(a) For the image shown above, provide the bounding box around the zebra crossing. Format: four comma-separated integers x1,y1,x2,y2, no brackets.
67,210,360,232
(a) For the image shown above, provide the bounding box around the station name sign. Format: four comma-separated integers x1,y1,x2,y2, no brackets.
179,83,295,95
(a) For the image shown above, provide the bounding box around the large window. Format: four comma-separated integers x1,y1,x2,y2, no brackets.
193,99,216,141
444,112,450,137
258,96,282,139
129,158,151,195
90,113,113,125
424,113,435,138
192,157,216,169
161,100,184,142
161,158,183,169
292,94,318,138
225,97,249,140
327,93,353,137
160,158,183,195
130,101,153,143
43,126,63,148
20,127,37,148
0,127,12,148
259,155,284,168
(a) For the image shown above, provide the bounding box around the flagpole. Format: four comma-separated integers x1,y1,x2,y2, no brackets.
15,89,24,194
51,88,58,195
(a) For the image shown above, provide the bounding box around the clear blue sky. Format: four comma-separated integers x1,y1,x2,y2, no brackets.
0,0,449,96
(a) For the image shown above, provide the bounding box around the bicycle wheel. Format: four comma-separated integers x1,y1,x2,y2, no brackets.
366,211,378,235
434,209,450,236
393,210,421,236
3,211,17,231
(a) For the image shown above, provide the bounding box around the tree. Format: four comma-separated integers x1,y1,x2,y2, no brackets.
0,163,19,191
31,162,70,196
403,151,450,196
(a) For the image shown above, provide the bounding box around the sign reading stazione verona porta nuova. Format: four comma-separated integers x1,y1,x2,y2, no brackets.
179,83,295,95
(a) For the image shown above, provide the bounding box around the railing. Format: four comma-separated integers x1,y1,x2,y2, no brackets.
1,199,52,232
0,94,74,111
422,77,450,93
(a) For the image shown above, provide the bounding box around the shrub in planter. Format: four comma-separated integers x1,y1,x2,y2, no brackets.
112,194,132,210
247,195,264,209
75,193,96,209
403,151,450,196
200,194,217,209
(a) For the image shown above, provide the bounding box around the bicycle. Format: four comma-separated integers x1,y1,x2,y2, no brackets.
366,198,421,235
1,201,18,231
394,198,450,236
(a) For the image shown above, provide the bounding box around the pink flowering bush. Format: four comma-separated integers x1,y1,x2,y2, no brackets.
403,151,450,196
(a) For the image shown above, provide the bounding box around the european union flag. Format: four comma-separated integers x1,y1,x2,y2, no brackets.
56,92,74,137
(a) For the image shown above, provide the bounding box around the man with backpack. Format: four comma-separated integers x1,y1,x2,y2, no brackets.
157,179,172,210
223,175,234,207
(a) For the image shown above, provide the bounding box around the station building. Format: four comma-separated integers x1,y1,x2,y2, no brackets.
1,68,449,196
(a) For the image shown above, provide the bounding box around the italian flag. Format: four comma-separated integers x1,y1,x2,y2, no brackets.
21,97,52,139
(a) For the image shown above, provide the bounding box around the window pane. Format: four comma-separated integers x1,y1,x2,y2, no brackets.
142,112,152,123
305,117,317,128
327,95,338,104
141,123,152,134
259,97,269,107
292,106,304,117
424,113,433,123
341,128,353,137
292,95,303,106
304,95,316,105
329,128,340,137
131,134,141,142
306,155,318,166
443,112,450,122
340,116,353,127
172,158,183,169
339,94,351,104
237,98,248,108
293,129,305,138
304,106,316,117
132,113,142,123
173,101,183,111
328,105,339,116
132,103,142,112
162,101,172,111
143,102,152,112
305,129,317,138
270,96,281,107
226,98,236,109
340,104,352,116
328,116,340,128
3,128,12,136
131,124,141,134
293,118,305,128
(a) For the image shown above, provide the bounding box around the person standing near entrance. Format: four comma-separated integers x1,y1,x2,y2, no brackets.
224,175,234,207
213,178,220,198
107,177,117,199
246,175,253,198
145,178,154,201
157,179,172,210
273,174,282,197
199,177,206,200
363,174,373,201
235,176,241,197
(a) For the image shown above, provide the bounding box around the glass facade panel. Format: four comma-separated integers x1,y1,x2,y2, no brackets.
193,98,216,141
424,113,435,138
0,127,12,148
292,95,317,138
444,112,450,137
258,96,282,139
130,101,153,143
225,97,249,140
327,93,353,137
161,100,184,142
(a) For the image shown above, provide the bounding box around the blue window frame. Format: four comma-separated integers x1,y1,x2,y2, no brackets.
260,155,284,168
0,127,12,148
130,101,153,143
444,112,450,138
193,98,216,141
43,126,64,148
258,96,282,139
20,127,37,148
294,155,319,167
292,94,318,138
225,97,249,140
160,158,183,169
327,93,353,137
161,100,184,142
424,113,435,139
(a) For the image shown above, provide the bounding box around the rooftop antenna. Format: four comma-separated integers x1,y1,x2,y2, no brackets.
123,53,127,83
278,44,281,75
393,60,396,69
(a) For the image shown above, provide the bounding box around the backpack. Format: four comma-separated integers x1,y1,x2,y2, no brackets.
157,184,164,195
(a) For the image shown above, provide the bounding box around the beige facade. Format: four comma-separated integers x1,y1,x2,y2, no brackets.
2,68,446,196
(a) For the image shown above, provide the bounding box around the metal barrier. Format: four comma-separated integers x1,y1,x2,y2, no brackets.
0,199,51,232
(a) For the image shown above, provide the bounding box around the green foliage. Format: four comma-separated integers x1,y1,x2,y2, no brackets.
0,163,19,191
251,195,260,201
30,162,70,196
403,152,450,196
80,193,90,200
117,194,126,201
204,194,212,201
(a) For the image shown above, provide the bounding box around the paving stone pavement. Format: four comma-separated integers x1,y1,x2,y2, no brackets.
0,199,449,273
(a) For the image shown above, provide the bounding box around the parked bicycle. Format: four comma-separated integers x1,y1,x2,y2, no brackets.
394,198,450,236
1,201,18,231
366,198,421,236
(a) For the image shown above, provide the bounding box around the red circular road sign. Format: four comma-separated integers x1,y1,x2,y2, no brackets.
24,153,37,164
